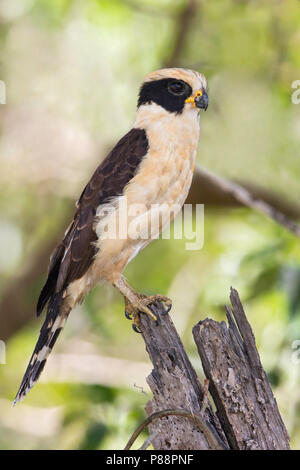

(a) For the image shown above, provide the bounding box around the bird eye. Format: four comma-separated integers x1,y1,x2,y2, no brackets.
168,81,186,96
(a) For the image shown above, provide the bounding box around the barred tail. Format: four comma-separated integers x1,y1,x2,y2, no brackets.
13,292,70,405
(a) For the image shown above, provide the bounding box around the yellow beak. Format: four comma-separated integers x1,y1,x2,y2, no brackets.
185,90,203,107
185,89,208,110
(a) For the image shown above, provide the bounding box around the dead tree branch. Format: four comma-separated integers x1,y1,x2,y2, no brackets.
131,290,290,450
193,288,290,450
138,302,229,450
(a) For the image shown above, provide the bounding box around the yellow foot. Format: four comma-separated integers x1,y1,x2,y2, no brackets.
124,294,172,333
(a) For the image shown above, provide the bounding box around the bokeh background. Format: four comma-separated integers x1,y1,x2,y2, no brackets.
1,0,300,450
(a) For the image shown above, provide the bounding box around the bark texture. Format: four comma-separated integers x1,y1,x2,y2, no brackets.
139,303,228,450
136,289,290,450
193,288,290,450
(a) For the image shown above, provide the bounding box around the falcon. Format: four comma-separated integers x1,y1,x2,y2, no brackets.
14,68,208,404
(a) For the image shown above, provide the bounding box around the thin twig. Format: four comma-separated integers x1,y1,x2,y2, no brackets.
138,430,159,450
124,408,226,450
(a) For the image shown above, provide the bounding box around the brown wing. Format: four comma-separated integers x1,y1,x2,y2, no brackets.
37,128,148,316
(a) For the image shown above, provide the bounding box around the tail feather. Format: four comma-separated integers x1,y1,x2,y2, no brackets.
36,245,65,317
13,292,70,405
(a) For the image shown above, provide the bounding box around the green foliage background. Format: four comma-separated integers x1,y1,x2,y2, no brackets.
0,0,300,449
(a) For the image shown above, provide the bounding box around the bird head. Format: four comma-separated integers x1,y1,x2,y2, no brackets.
138,68,208,114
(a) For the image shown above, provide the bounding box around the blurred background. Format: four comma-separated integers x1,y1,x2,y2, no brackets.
0,0,300,450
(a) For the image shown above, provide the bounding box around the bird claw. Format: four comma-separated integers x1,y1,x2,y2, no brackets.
146,295,172,315
123,292,172,333
163,302,172,315
125,310,132,320
132,323,141,334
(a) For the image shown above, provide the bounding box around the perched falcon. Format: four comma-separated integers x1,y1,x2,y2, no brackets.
14,68,208,404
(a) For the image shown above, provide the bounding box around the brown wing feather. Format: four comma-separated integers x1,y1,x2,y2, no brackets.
37,128,148,315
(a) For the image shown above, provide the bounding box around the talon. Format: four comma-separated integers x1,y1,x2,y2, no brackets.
125,310,132,320
132,323,141,334
137,303,157,322
163,302,172,314
120,285,173,333
146,295,172,315
116,278,172,330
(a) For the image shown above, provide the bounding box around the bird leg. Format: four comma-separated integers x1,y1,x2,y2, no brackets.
113,276,172,330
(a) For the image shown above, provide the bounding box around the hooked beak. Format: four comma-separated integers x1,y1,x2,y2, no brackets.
185,89,208,111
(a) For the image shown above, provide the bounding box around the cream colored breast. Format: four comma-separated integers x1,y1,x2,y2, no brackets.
127,103,200,210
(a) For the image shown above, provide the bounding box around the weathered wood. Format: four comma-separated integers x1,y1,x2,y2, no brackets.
138,303,229,450
192,288,290,450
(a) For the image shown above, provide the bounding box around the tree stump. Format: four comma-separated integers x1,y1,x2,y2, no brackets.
134,288,290,450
